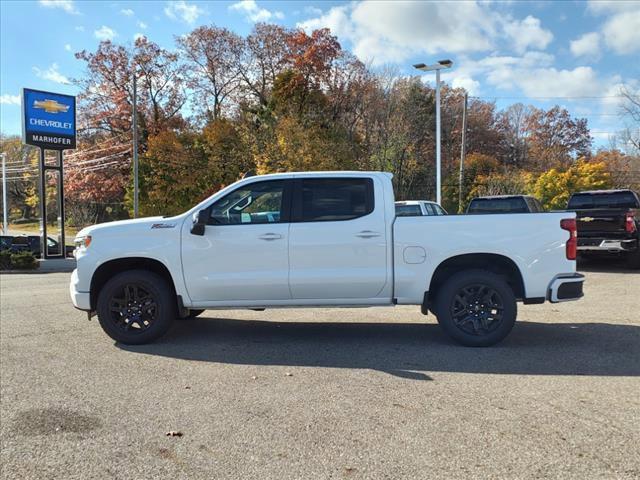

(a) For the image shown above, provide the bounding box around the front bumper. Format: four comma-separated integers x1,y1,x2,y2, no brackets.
548,273,585,303
69,269,91,311
577,237,637,253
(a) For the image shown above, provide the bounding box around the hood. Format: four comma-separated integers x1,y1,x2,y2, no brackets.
75,215,182,238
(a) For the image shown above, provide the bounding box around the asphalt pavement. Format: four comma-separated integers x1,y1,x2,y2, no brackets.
1,266,639,479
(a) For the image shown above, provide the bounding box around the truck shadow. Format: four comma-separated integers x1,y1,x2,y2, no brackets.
578,257,637,274
118,317,640,380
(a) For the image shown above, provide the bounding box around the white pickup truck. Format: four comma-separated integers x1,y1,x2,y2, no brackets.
70,171,584,347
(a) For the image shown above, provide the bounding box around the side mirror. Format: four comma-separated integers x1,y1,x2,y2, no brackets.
190,208,209,236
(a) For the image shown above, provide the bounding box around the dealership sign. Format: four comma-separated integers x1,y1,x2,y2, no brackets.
22,88,76,150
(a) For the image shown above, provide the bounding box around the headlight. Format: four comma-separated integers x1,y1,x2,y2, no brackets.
74,235,92,250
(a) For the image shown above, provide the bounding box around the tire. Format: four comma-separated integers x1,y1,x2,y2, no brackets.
96,270,176,345
434,269,517,347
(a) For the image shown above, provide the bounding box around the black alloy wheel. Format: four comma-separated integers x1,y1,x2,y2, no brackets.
97,270,175,344
108,283,158,333
451,284,504,336
435,269,517,347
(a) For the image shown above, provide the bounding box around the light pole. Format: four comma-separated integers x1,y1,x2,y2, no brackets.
413,59,453,205
132,66,139,218
1,152,7,233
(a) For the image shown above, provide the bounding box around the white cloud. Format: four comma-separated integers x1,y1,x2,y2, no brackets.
0,94,21,105
32,63,70,85
164,1,203,24
38,0,79,15
441,51,621,100
74,25,84,32
570,32,601,59
94,25,117,41
120,8,134,16
602,10,640,54
587,1,640,55
229,0,284,23
137,20,148,29
503,15,553,54
516,66,602,98
449,75,481,96
298,1,497,66
64,43,72,52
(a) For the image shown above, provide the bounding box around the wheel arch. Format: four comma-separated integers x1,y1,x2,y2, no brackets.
90,257,177,310
427,253,525,307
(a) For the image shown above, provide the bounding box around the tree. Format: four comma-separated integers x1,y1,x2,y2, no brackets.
531,159,611,210
237,23,292,109
496,103,532,167
178,26,243,122
526,106,592,169
138,130,209,216
255,115,357,174
0,136,38,221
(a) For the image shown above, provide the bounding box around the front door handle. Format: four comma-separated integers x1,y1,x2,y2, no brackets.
258,233,283,241
356,230,381,239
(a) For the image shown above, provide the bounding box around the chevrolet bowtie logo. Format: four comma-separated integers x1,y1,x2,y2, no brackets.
581,217,595,222
33,99,70,114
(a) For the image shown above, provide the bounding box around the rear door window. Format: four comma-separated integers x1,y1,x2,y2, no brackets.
296,178,374,222
423,203,436,215
396,204,422,217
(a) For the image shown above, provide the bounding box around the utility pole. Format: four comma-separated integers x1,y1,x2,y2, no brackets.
1,152,7,233
458,93,468,213
132,67,139,218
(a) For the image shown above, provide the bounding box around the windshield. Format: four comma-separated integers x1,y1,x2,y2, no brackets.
568,191,639,209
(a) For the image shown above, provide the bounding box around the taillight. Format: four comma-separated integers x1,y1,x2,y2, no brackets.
561,218,577,260
626,211,637,233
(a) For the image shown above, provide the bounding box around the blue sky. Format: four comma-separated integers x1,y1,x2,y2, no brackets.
1,0,639,148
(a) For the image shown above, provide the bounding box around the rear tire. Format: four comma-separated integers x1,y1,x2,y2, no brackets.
434,269,517,347
96,270,176,345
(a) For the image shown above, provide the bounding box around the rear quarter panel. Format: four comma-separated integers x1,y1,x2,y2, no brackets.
393,212,576,304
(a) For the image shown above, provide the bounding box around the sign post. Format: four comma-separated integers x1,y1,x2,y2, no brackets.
22,88,76,259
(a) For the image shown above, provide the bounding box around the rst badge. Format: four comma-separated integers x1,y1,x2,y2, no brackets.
22,88,76,150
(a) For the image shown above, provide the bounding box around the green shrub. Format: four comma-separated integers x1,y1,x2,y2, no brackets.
0,250,11,270
9,251,39,270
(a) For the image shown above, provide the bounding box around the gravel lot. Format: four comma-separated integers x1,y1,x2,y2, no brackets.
1,265,639,479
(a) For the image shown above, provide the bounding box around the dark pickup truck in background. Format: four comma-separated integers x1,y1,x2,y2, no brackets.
567,189,640,268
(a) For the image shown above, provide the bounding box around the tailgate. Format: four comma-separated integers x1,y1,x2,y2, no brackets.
574,209,627,237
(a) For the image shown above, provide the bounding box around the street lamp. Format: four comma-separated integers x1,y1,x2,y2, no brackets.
1,152,7,233
413,59,453,205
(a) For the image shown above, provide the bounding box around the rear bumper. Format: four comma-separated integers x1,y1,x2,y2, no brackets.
69,269,91,311
548,273,585,303
577,237,637,253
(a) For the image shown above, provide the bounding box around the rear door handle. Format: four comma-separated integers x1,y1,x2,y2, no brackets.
355,230,381,239
258,233,283,241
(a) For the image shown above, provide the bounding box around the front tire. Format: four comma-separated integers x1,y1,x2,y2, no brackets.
96,270,176,345
434,269,517,347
